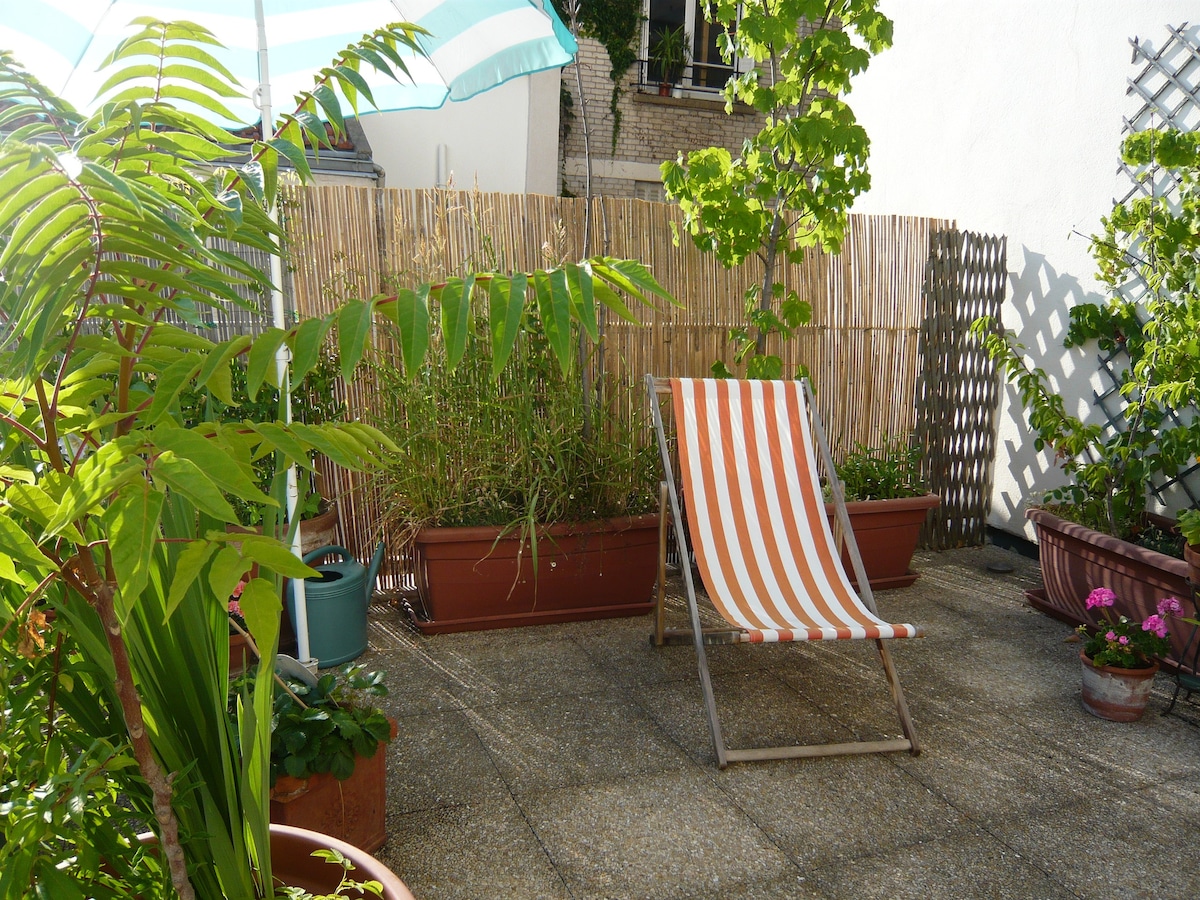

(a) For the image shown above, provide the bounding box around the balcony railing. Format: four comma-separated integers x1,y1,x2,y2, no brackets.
634,57,738,96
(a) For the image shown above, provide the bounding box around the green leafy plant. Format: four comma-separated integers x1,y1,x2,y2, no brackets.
0,19,670,899
1179,509,1200,548
972,127,1200,542
374,301,660,550
662,0,893,378
1078,588,1180,670
650,25,690,84
276,850,383,900
836,438,926,501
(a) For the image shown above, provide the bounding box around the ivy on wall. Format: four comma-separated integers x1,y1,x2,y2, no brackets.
554,0,643,150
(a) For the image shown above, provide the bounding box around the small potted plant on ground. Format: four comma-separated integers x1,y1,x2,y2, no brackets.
232,663,395,854
1077,588,1182,721
830,437,940,590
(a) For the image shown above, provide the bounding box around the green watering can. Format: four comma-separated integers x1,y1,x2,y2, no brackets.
287,543,385,668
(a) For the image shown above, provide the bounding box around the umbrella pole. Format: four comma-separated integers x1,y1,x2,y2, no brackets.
257,0,312,666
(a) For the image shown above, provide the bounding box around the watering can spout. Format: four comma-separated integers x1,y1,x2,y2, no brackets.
366,541,385,601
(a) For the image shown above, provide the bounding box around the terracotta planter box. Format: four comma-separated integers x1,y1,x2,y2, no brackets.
410,514,660,634
1026,508,1197,677
269,721,394,854
825,493,941,590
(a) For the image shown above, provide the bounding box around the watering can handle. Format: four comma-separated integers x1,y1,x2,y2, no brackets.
301,545,351,565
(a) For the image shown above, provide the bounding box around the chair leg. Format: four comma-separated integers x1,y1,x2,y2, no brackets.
876,639,920,755
653,482,668,647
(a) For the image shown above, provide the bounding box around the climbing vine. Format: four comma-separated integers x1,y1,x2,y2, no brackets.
555,0,643,150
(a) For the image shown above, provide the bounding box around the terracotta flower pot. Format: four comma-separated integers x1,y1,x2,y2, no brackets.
271,823,414,899
824,493,940,590
1079,649,1159,722
1185,543,1200,587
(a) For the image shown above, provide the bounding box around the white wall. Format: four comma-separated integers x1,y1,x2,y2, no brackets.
356,69,561,195
849,1,1197,539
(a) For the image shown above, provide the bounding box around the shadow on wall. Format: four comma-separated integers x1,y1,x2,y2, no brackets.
992,246,1109,535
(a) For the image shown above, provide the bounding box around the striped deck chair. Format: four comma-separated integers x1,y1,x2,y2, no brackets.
647,376,922,767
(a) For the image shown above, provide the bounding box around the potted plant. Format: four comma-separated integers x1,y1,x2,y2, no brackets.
826,437,940,590
1180,509,1200,586
375,305,665,633
231,663,394,854
1076,588,1183,721
972,126,1200,675
650,25,690,96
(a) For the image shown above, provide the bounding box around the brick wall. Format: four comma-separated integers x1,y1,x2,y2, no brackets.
560,38,764,198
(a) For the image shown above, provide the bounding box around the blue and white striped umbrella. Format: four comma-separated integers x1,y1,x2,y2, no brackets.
2,0,576,123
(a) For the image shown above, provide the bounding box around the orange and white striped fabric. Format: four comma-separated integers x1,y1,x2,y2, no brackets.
672,378,923,643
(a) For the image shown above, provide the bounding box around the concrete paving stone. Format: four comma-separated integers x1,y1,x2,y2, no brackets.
678,871,832,900
384,709,511,815
519,768,799,900
412,627,617,706
463,689,695,795
990,784,1200,900
715,754,968,870
805,824,1080,900
636,670,857,768
378,799,571,900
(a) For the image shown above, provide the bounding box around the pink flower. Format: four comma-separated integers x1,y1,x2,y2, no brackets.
1086,587,1117,609
1118,635,1129,645
1142,614,1169,639
228,599,243,618
1157,597,1183,618
232,580,246,599
1105,630,1117,641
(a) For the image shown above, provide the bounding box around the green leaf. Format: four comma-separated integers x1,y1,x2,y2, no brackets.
246,328,288,400
379,287,429,379
103,484,164,613
289,316,333,386
238,576,281,661
152,451,238,521
565,263,598,342
208,546,248,606
146,354,202,424
164,540,217,622
151,428,269,504
439,276,473,370
535,268,573,374
488,274,526,377
238,535,317,579
337,298,375,381
45,443,145,537
0,514,56,574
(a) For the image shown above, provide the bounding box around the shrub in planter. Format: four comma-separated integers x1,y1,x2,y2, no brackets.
828,438,939,590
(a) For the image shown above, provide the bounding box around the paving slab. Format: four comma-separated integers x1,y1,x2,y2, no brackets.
362,546,1200,899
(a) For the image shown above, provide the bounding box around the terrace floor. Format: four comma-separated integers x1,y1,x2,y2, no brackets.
359,546,1200,899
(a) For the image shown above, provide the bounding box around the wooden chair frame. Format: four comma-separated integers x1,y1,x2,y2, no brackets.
646,375,921,768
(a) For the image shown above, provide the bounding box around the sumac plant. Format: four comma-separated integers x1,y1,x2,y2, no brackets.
0,20,669,899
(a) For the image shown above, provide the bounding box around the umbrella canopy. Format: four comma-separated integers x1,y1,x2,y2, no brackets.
2,0,576,123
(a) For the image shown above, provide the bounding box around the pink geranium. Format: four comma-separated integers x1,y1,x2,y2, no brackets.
1142,614,1169,639
1085,587,1116,609
1078,587,1177,670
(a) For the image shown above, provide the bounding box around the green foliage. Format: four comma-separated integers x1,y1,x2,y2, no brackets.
971,126,1200,541
663,0,892,376
835,437,926,501
650,25,690,83
373,302,661,546
233,665,391,786
557,0,643,149
1180,509,1200,547
179,350,346,524
275,850,383,900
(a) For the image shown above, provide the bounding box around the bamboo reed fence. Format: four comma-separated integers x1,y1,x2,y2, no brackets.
279,185,1004,578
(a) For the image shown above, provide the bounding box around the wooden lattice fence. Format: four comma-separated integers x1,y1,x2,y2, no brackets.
280,186,1005,575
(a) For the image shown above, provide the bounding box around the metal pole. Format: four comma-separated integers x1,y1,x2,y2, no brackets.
256,0,311,665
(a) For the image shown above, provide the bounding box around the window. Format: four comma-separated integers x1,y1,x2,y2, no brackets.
644,1,736,92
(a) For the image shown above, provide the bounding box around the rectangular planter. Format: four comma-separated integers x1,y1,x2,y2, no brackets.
410,514,660,634
1026,507,1196,677
269,722,394,854
824,493,941,590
